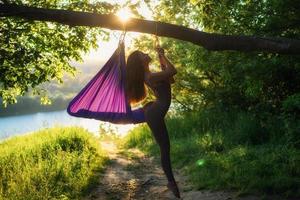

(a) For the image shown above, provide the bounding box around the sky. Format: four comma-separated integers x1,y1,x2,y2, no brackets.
70,0,154,68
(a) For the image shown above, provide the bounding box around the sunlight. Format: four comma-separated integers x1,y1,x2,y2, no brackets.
116,8,133,22
100,122,136,137
196,159,205,166
70,0,154,66
114,124,136,137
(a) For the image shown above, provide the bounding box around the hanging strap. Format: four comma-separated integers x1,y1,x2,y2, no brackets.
117,23,127,82
119,31,127,47
118,17,127,48
153,23,172,82
153,22,160,49
153,22,164,68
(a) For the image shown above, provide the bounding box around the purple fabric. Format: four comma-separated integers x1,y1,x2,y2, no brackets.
67,43,145,124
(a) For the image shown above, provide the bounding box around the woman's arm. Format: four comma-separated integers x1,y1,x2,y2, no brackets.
146,48,177,85
157,47,177,75
159,54,176,84
146,69,176,85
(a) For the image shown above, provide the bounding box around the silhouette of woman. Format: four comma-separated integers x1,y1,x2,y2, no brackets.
125,47,180,198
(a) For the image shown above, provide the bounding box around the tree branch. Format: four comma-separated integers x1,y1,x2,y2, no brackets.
0,3,300,54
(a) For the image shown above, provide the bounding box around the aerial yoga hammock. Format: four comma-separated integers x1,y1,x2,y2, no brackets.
67,33,146,124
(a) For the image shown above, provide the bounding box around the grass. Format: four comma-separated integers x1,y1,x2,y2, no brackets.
120,109,300,198
0,127,109,200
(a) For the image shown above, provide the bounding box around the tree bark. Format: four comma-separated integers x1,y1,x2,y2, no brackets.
1,3,299,55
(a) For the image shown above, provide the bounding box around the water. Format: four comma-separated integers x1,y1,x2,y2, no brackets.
0,110,136,140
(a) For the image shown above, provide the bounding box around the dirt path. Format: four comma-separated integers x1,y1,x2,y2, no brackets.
83,139,276,200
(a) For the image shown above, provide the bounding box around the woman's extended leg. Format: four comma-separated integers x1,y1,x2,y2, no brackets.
144,103,176,182
144,101,181,198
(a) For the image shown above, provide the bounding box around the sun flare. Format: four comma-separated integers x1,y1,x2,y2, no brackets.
116,8,133,22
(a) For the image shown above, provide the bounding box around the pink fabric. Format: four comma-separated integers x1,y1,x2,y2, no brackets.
67,43,145,124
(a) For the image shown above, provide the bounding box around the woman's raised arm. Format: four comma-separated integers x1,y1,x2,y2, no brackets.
146,49,177,85
146,68,176,85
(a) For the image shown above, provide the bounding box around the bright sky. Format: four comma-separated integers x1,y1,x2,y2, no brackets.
71,0,154,67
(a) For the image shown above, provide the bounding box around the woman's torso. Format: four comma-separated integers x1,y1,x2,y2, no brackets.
145,78,171,111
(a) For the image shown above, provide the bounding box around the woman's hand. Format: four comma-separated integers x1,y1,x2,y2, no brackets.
156,47,167,67
155,47,165,57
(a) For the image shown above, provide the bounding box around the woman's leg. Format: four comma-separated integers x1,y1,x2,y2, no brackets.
144,103,176,182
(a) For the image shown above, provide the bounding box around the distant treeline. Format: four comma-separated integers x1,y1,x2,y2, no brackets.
0,67,96,117
0,97,71,117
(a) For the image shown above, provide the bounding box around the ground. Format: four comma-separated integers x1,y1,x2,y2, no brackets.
83,137,283,200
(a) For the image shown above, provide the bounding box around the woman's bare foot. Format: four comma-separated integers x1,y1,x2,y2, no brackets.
167,180,181,198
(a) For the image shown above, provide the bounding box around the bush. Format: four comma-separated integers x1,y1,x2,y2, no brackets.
122,109,300,197
282,93,300,148
0,127,109,200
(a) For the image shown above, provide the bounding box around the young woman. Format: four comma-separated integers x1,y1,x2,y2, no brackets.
125,47,181,198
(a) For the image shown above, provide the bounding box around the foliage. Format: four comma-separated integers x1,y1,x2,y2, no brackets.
134,0,300,116
1,0,300,197
0,127,109,200
0,0,117,106
121,110,300,197
126,2,300,194
282,93,300,147
126,3,300,191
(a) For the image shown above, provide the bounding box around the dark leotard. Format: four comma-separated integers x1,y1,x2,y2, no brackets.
145,80,171,115
143,79,176,183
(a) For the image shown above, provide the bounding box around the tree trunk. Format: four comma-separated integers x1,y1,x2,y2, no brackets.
0,3,299,55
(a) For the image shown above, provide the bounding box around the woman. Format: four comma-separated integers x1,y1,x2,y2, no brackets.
125,47,181,199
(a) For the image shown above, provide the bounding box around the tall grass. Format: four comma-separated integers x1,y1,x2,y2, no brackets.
0,127,109,200
121,109,300,198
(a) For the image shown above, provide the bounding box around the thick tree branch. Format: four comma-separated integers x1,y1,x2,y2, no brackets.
0,3,300,55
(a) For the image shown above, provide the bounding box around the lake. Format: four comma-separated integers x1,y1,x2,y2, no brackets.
0,110,136,140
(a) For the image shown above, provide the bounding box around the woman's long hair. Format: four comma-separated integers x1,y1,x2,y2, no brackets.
125,50,147,105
